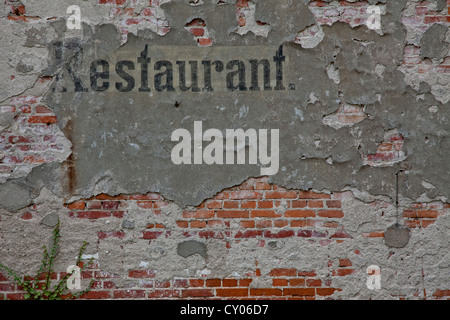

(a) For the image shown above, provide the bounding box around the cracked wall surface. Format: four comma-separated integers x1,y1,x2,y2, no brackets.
0,0,449,300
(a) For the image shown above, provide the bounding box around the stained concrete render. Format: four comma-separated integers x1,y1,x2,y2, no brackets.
0,0,449,300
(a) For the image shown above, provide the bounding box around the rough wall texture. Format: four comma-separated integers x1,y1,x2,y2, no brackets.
0,0,449,300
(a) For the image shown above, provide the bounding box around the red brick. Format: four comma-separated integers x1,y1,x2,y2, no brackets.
306,279,322,287
189,27,205,37
265,191,297,199
250,210,280,218
421,220,436,228
235,230,263,238
264,230,295,238
297,229,312,237
291,220,307,228
79,290,111,299
316,288,341,296
417,210,439,218
362,231,384,238
283,288,315,296
173,278,189,288
0,272,9,282
128,270,156,278
223,200,239,209
129,193,160,200
255,182,271,190
289,278,305,287
318,210,344,218
176,220,188,228
289,200,306,208
35,105,52,113
229,190,262,200
28,116,57,124
21,212,32,220
222,279,238,287
198,230,217,239
298,271,316,277
217,210,248,218
182,289,214,297
250,288,282,296
141,231,164,239
102,201,119,210
190,220,207,228
433,289,450,297
241,200,256,209
240,220,255,228
75,211,110,219
147,289,180,298
0,283,15,291
136,200,154,209
114,289,145,299
269,268,297,277
299,191,331,199
272,278,288,286
326,200,341,208
236,0,250,8
239,279,252,287
308,200,323,208
205,200,222,209
189,279,204,287
330,230,352,238
256,220,272,228
339,258,352,267
333,268,355,276
216,288,248,297
258,200,273,208
206,279,221,287
274,220,289,228
67,201,85,210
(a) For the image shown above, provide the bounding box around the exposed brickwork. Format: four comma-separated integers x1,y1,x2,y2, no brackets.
363,129,406,167
1,176,447,299
0,259,347,300
185,18,213,47
402,202,446,228
0,78,70,182
308,0,385,28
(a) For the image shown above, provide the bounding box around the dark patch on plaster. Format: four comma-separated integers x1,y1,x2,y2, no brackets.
420,23,449,60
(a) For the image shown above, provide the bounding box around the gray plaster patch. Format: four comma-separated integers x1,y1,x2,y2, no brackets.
41,212,59,227
420,23,450,60
0,180,35,212
177,240,207,259
122,219,135,229
384,224,410,248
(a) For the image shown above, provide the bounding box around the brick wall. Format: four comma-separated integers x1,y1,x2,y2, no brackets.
0,177,449,300
0,0,449,300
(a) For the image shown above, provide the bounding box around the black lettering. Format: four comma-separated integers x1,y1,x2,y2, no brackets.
249,59,271,91
273,45,286,90
202,60,213,92
53,41,88,92
90,59,109,92
115,60,135,92
226,60,247,91
154,60,175,92
137,45,151,92
213,60,224,72
177,61,200,92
